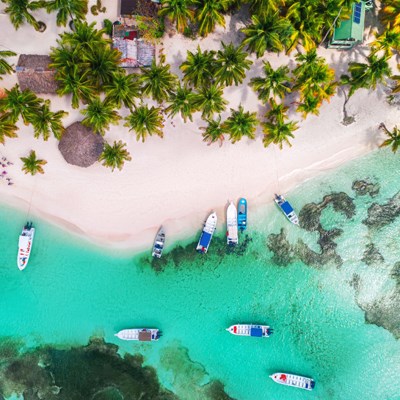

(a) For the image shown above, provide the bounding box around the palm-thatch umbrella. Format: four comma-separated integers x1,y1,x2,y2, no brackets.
58,121,104,167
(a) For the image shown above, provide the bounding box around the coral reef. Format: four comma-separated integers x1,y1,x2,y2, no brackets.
363,192,400,229
352,179,380,197
361,243,385,266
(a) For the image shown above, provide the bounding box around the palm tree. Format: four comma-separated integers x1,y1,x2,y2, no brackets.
262,119,298,149
250,0,281,15
27,100,68,140
0,113,18,144
2,0,43,30
195,0,227,37
379,123,400,153
61,21,108,51
180,46,217,88
165,83,197,122
104,72,141,110
250,61,291,101
295,94,321,119
99,140,132,172
0,85,42,124
380,0,400,27
266,98,289,124
20,150,47,175
371,26,400,56
124,104,164,142
214,42,253,87
81,97,121,136
55,65,97,109
222,104,258,143
192,84,228,119
241,12,293,57
0,50,16,79
159,0,194,33
200,115,226,146
49,42,81,76
43,0,88,27
140,59,178,103
342,54,392,97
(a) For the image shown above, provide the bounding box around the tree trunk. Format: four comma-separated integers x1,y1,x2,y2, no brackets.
341,87,355,125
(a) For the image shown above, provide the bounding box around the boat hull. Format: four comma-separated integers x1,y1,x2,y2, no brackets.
226,324,272,338
152,226,165,258
226,202,238,245
269,373,315,391
17,223,35,271
115,328,160,341
237,198,247,231
196,212,217,253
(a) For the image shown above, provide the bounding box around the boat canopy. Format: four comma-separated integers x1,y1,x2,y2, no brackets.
281,201,294,215
199,232,212,247
250,327,263,337
138,331,152,341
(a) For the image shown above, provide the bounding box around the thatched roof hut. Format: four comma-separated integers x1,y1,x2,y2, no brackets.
16,55,58,94
58,122,104,168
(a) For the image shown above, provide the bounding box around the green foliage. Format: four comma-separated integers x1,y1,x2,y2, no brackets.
43,0,88,27
379,123,400,153
81,97,121,136
180,46,217,88
20,150,47,175
140,59,178,103
0,113,18,144
195,0,228,37
250,61,291,101
214,42,253,87
104,72,141,110
380,0,400,28
192,84,228,119
2,0,43,30
99,140,132,171
124,104,164,142
136,15,165,43
165,83,197,122
0,50,16,79
222,104,258,143
371,26,400,57
200,115,225,146
103,19,113,37
159,0,195,33
241,12,293,56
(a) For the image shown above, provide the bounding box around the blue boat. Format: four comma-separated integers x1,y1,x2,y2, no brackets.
196,212,217,254
274,194,299,225
237,198,247,231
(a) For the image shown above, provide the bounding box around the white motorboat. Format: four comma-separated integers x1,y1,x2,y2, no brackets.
226,324,272,338
269,372,315,391
274,194,299,225
226,201,238,246
17,222,35,271
114,328,161,341
196,212,217,254
152,226,165,258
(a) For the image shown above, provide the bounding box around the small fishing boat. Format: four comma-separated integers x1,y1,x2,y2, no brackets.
152,226,165,258
196,212,217,254
269,373,315,391
237,198,247,231
226,324,272,338
17,222,35,271
274,194,299,225
114,328,161,341
226,201,238,246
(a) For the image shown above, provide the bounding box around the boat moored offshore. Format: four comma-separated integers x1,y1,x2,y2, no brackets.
152,226,165,258
237,198,247,231
196,212,217,254
226,201,238,246
274,194,299,225
17,222,35,271
226,324,272,338
269,373,315,391
114,328,161,341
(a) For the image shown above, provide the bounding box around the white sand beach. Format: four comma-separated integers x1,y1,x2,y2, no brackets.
0,0,398,252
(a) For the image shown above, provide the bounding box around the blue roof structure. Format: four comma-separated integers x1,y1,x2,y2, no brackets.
199,232,212,247
281,201,294,215
250,327,263,337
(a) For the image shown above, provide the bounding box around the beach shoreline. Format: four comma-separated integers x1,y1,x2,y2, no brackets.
0,0,397,253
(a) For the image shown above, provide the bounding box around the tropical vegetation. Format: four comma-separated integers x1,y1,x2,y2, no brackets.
99,140,132,171
20,150,47,175
192,84,228,119
0,113,18,144
165,83,197,122
42,0,88,27
195,0,227,37
104,72,141,110
200,115,225,146
379,123,400,153
222,105,258,143
2,0,44,31
0,50,16,79
159,0,194,33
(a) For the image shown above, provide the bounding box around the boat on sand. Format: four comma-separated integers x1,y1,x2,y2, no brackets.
269,372,315,391
115,328,161,341
17,222,35,271
152,226,165,258
226,201,238,246
196,212,217,254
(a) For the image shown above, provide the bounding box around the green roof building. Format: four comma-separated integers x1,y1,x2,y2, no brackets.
328,1,366,49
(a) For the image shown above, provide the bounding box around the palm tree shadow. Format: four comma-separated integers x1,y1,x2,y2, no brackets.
170,50,184,78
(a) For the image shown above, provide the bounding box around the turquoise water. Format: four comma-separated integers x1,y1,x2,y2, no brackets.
0,149,400,399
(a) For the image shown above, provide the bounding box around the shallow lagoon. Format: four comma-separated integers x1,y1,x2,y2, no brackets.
0,149,399,399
